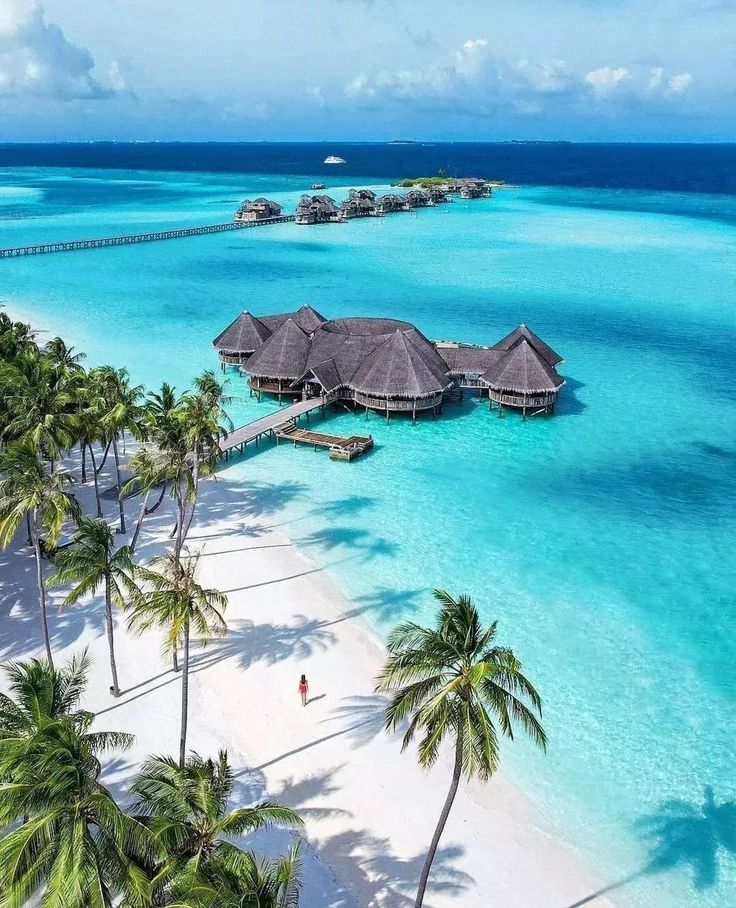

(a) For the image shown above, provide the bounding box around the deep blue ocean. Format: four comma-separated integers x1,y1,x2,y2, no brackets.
1,144,735,908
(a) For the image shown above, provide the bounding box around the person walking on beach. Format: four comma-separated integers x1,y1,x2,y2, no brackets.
298,674,309,706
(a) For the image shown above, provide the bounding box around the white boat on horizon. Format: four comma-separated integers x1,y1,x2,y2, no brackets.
323,155,346,165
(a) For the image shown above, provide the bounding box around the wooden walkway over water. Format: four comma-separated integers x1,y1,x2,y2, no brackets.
0,215,295,259
219,393,337,460
275,422,373,461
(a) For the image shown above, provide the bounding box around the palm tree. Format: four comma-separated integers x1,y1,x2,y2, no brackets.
197,841,303,908
375,590,547,908
0,651,91,746
0,345,81,468
0,665,154,908
129,750,302,906
50,518,139,697
0,441,80,668
124,446,167,553
129,550,227,766
94,366,145,535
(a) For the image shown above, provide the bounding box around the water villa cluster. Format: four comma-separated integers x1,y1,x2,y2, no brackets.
213,305,564,418
232,179,493,227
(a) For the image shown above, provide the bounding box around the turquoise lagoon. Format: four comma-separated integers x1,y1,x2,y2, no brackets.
2,167,736,908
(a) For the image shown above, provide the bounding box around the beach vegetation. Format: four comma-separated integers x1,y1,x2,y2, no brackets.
50,517,139,697
0,440,80,668
0,656,152,908
376,589,547,908
129,750,302,905
0,656,303,908
128,550,228,767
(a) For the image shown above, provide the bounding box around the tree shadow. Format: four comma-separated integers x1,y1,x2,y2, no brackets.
317,827,472,907
352,586,425,622
564,786,736,907
297,525,399,564
638,786,736,889
245,695,388,772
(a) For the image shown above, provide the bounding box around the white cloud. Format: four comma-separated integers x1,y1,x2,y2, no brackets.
585,66,631,96
0,0,121,99
666,72,693,94
306,85,326,107
515,59,572,95
648,66,665,90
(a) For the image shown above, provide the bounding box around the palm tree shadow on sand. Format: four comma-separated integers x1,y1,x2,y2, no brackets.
565,786,736,907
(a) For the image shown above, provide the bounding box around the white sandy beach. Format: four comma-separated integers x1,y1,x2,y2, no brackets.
0,440,617,908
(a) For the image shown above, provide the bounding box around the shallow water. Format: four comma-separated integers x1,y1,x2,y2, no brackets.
2,166,735,908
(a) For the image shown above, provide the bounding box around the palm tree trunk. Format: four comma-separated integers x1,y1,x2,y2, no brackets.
145,481,167,514
88,444,103,518
174,494,186,559
25,512,32,546
414,739,463,908
179,619,190,768
130,488,150,553
112,435,126,534
32,509,54,670
105,576,120,697
182,459,200,544
80,441,87,482
96,439,112,475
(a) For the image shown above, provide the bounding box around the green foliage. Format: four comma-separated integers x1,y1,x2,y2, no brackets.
377,589,546,780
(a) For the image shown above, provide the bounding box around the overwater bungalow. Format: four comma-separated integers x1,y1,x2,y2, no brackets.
295,194,341,225
234,198,283,221
375,193,410,214
404,189,434,208
213,309,563,417
481,337,563,415
213,310,272,366
428,188,451,204
339,189,378,220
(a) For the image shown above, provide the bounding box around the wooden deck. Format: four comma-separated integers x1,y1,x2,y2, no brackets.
275,421,373,461
219,393,336,460
0,215,295,259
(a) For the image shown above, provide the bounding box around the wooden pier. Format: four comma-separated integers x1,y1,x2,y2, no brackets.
275,420,373,461
219,392,337,461
0,215,295,259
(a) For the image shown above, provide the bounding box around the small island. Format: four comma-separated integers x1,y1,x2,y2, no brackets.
394,175,505,190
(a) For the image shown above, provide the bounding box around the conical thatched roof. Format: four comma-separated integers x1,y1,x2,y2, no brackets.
245,318,311,380
492,324,562,366
351,330,450,399
212,311,271,353
293,304,327,334
294,358,343,394
482,339,564,393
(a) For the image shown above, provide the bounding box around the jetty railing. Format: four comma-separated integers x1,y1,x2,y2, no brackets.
0,215,295,259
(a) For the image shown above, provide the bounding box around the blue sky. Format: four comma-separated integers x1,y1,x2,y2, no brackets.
0,0,734,141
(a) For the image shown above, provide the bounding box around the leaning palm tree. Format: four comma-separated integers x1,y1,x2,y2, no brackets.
129,550,227,766
0,440,80,668
130,749,302,905
0,674,154,908
123,446,168,553
376,590,547,908
50,517,139,697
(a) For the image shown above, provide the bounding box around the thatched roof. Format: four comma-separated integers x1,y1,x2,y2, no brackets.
245,318,311,380
351,330,450,399
482,339,564,394
492,324,563,367
294,358,343,394
258,304,326,335
293,304,326,333
212,311,271,353
439,345,500,374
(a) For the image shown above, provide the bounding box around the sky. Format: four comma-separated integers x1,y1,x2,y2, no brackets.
0,0,734,142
